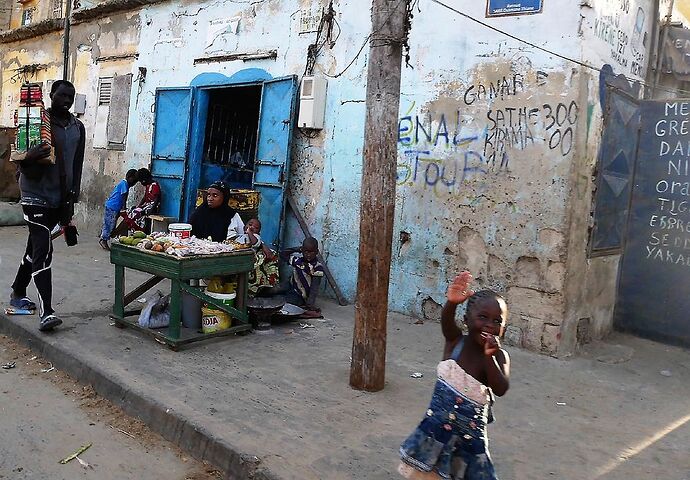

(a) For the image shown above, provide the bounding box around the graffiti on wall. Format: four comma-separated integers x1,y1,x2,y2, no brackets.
593,0,649,77
397,71,579,195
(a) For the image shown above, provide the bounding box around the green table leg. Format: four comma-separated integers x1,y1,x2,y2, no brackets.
168,278,182,340
114,264,125,319
236,272,248,322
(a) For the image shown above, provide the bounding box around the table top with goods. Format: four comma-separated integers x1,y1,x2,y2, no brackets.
114,231,252,258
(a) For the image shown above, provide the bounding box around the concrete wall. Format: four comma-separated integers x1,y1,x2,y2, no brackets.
654,0,690,100
558,0,655,355
0,0,660,354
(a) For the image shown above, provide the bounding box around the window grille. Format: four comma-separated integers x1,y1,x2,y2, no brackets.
98,77,112,106
21,8,33,26
52,0,64,18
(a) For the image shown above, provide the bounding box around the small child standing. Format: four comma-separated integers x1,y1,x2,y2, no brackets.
281,237,324,316
100,169,138,250
399,271,510,480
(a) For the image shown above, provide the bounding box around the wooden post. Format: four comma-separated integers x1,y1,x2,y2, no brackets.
62,0,73,80
350,0,407,392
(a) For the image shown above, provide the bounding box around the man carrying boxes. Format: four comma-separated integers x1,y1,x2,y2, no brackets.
9,80,86,332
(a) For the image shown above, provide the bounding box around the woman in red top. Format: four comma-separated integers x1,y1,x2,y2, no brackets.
120,168,160,231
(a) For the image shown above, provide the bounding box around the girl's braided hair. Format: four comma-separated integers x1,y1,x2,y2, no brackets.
466,289,506,316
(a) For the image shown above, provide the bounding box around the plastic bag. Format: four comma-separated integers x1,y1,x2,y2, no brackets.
138,290,170,329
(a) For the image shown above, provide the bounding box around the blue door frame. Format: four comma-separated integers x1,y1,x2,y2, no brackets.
150,70,298,249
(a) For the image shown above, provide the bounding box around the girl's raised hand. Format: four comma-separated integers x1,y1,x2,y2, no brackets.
482,332,501,357
446,272,474,305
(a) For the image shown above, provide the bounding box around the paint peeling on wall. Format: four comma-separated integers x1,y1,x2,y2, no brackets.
0,0,659,355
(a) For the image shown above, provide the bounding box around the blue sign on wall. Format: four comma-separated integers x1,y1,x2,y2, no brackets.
486,0,543,17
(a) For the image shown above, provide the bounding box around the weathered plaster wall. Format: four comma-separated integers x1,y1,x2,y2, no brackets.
0,0,657,354
559,0,655,355
7,0,53,31
0,8,144,221
655,0,690,100
370,1,583,355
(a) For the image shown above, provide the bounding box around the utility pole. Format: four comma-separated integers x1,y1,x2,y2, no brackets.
350,0,407,392
62,0,73,80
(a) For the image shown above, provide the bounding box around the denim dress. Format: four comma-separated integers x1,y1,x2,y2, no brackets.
399,339,498,480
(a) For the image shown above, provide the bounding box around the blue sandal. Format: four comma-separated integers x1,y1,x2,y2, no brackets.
10,296,36,310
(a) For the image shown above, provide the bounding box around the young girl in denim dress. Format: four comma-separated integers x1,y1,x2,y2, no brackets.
399,272,510,480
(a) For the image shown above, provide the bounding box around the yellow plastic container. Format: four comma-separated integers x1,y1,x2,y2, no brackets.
201,306,231,334
196,188,260,211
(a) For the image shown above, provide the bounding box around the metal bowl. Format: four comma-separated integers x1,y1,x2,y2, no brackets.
247,296,286,312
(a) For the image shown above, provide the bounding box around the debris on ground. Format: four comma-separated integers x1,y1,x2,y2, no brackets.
660,370,672,377
76,456,93,469
41,363,55,373
299,323,315,329
59,443,92,465
1,361,16,369
110,425,135,439
410,372,423,378
4,308,34,315
556,402,567,406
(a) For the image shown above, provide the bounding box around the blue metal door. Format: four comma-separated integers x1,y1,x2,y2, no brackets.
254,76,298,249
151,87,193,219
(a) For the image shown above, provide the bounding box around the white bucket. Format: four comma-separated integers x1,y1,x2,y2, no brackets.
205,290,236,308
169,223,192,239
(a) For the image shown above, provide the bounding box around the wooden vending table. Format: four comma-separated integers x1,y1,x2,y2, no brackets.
109,243,255,349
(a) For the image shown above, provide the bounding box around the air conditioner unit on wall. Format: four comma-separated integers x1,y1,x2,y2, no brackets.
297,76,327,130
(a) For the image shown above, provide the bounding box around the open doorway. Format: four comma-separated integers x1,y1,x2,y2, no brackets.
200,85,262,189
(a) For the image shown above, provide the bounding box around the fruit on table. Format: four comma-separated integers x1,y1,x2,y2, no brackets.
133,231,147,239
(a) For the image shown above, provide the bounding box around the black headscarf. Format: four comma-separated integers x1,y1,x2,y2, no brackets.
188,181,237,242
208,180,230,200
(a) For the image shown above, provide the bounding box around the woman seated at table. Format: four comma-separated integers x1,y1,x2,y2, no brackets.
188,180,243,243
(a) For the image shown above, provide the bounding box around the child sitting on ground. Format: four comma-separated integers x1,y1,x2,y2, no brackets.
280,237,324,318
399,271,510,480
99,169,138,250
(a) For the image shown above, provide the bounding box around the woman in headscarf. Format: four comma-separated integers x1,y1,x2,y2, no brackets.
188,180,243,242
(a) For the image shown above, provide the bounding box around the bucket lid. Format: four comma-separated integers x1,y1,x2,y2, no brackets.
205,290,237,300
169,223,192,230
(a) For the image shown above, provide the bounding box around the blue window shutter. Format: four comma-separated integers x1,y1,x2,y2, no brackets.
151,87,193,220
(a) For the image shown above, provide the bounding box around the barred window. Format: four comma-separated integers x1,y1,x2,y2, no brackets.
51,0,64,18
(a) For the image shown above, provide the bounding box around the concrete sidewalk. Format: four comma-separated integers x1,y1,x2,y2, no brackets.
0,226,689,480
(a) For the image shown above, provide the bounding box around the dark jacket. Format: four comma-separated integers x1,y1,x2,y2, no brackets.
19,111,85,208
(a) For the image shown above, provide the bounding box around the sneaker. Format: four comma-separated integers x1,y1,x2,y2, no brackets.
99,238,110,251
39,314,62,332
10,294,36,310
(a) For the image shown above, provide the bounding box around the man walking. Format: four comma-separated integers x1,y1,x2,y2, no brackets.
10,80,85,331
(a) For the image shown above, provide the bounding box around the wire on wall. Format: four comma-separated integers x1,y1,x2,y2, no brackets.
321,0,417,79
304,0,338,76
428,0,690,97
2,64,48,86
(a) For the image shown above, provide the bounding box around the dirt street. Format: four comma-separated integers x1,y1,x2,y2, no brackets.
0,335,220,480
0,227,689,479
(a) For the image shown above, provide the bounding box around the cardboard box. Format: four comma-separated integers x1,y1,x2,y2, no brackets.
10,83,54,164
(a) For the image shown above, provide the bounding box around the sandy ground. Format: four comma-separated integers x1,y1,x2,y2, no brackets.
0,335,221,480
0,226,688,479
